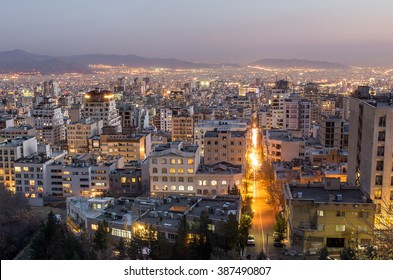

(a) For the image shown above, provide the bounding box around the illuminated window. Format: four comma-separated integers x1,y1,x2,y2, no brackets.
170,185,176,191
23,167,29,172
236,180,240,185
38,187,44,193
188,186,193,191
153,185,159,191
178,159,183,164
170,168,176,174
63,184,71,188
178,168,184,174
91,224,98,230
317,210,324,217
171,159,176,164
112,228,131,239
187,168,194,174
63,171,70,175
222,180,227,185
121,177,126,183
31,194,36,198
188,159,194,165
199,180,202,186
132,178,136,183
179,185,184,191
162,185,168,191
15,166,21,172
335,225,345,232
211,180,217,186
161,159,167,164
374,189,382,199
29,180,35,186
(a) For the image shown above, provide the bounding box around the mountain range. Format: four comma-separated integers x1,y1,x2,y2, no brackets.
249,58,348,69
0,49,349,74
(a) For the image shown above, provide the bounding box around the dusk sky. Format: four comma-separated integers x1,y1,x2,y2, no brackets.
1,0,393,66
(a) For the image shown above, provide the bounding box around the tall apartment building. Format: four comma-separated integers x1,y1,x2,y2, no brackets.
118,103,141,131
14,152,67,205
88,131,149,162
283,96,312,137
31,97,65,145
204,130,247,166
269,89,290,129
0,136,37,192
84,89,122,133
148,142,200,196
317,115,349,149
171,111,193,143
194,120,248,157
0,125,36,139
319,98,336,116
348,91,393,222
264,130,305,162
46,154,123,197
67,118,103,155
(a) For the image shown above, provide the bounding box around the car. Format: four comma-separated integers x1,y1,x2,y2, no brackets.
246,235,256,246
273,241,284,247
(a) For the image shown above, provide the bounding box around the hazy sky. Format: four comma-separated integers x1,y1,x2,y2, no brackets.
1,0,393,66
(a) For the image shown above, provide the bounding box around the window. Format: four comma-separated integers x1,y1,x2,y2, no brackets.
377,146,384,156
15,166,21,172
211,180,217,186
188,186,193,191
317,210,324,217
91,224,98,230
170,177,176,182
162,168,167,173
378,131,385,141
132,178,136,183
188,177,193,182
379,116,386,127
374,188,382,199
29,180,35,186
390,190,393,201
178,168,184,174
162,185,168,191
178,159,183,164
112,228,131,239
161,159,167,164
179,185,184,191
179,177,184,182
317,224,325,231
335,225,346,232
162,177,168,182
153,185,159,191
152,168,158,173
336,211,345,217
359,211,369,219
169,168,176,174
23,167,28,172
170,159,176,164
187,159,194,165
153,177,158,182
152,158,157,164
187,168,194,174
222,180,227,185
375,175,383,185
170,185,176,191
376,161,384,171
121,177,127,183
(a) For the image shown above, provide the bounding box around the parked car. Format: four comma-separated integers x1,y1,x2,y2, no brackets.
274,241,284,247
246,235,256,246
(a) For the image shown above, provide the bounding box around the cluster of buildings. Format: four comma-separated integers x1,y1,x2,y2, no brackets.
0,71,392,254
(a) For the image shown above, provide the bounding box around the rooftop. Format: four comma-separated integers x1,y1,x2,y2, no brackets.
197,161,243,175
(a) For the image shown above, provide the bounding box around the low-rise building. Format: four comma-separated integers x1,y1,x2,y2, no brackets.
283,178,375,254
0,125,36,139
195,162,244,196
264,130,305,162
109,168,144,196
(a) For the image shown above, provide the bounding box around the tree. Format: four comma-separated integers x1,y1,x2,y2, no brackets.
273,213,286,242
340,246,357,260
223,214,240,251
189,211,214,259
93,220,111,259
172,215,190,259
318,246,329,260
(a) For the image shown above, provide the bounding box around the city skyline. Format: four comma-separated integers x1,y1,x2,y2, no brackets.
1,0,393,66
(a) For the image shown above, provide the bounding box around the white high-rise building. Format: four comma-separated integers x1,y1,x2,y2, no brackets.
31,97,65,145
84,89,122,133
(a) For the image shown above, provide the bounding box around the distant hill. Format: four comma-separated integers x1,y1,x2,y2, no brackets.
0,50,91,74
0,50,214,74
249,58,348,69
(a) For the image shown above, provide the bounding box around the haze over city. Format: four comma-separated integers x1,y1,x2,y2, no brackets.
1,0,393,66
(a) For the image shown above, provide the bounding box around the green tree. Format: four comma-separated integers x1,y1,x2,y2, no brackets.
273,213,286,242
189,211,214,259
114,239,128,259
93,220,111,258
172,215,189,259
223,214,240,251
340,246,357,260
318,246,329,260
